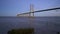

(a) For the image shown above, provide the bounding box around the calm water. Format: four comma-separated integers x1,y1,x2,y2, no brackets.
0,17,60,34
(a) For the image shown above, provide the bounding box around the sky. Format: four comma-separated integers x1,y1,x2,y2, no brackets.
0,0,60,16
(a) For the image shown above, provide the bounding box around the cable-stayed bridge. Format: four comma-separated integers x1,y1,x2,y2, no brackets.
17,7,60,17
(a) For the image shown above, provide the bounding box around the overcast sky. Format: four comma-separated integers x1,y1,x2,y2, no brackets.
0,0,60,16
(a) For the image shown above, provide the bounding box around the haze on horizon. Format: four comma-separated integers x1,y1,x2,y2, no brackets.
0,0,60,16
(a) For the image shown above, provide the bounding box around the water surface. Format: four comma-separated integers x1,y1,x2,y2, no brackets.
0,16,60,34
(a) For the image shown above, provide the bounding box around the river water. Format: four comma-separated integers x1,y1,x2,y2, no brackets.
0,16,60,34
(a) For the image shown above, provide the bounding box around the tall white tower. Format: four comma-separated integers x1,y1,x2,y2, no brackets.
29,4,34,28
30,4,34,16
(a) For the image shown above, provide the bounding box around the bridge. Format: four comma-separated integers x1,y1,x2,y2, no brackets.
17,7,60,17
16,7,60,34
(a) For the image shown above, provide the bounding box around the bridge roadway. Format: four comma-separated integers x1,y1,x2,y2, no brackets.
17,7,60,16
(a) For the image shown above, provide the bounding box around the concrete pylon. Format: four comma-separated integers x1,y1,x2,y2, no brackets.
29,4,34,28
30,4,34,17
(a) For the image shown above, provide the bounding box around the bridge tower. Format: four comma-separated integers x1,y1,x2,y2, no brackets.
30,4,34,16
29,4,34,28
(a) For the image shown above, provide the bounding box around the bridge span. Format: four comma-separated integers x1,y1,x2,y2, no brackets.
17,7,60,17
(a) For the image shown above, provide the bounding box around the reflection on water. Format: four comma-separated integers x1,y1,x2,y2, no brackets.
0,17,60,34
